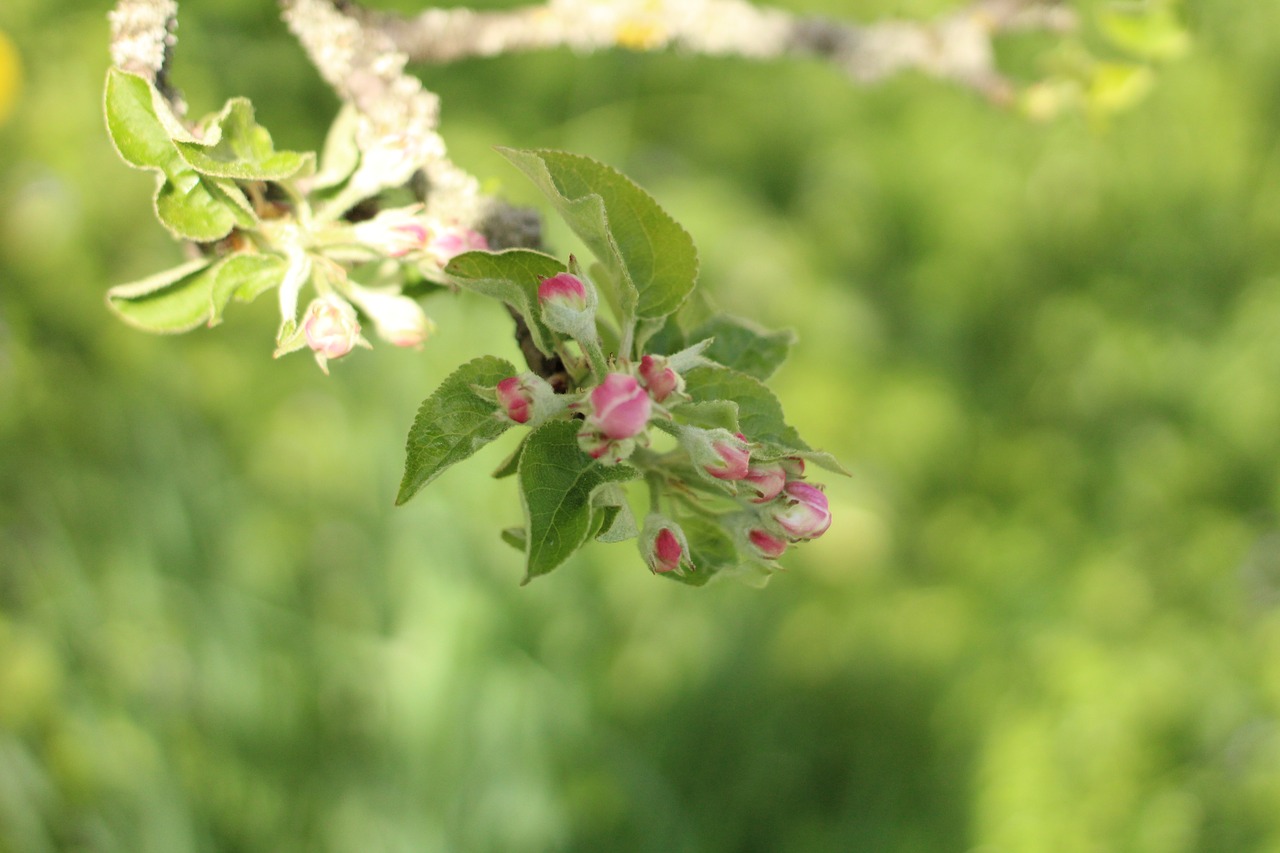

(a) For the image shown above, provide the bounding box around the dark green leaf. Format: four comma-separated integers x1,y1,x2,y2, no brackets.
445,249,564,356
518,420,638,582
397,356,519,505
499,148,698,322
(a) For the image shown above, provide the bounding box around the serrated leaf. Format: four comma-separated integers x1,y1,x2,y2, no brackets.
209,253,287,324
518,420,638,582
682,365,848,475
176,97,314,181
397,356,519,505
671,400,740,433
445,249,564,356
106,257,222,333
499,148,698,322
105,69,257,242
691,314,796,380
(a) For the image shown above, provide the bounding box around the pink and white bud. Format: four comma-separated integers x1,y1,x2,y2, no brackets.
496,377,533,424
348,286,434,348
779,456,806,481
426,223,488,268
705,432,752,481
352,206,429,257
638,354,683,403
640,514,693,575
586,373,652,440
772,481,832,540
748,528,789,560
742,460,787,503
538,273,589,312
493,373,560,426
303,295,364,362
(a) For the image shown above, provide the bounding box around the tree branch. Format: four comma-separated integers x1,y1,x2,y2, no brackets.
351,0,1075,103
108,0,183,110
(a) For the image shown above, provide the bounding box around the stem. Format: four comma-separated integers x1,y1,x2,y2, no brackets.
581,334,609,379
619,317,636,362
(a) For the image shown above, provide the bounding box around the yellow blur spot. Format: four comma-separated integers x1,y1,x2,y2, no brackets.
0,29,21,125
615,20,667,51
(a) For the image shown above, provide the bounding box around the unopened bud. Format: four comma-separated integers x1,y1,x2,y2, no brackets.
426,223,488,268
640,514,693,575
538,272,589,312
772,482,831,540
638,354,683,403
586,373,652,440
742,460,787,503
348,286,434,348
705,432,751,481
748,528,789,560
303,295,365,367
493,373,560,426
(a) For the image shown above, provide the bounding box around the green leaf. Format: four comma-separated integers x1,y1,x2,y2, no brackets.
517,420,638,582
491,434,529,479
397,356,519,505
177,97,314,181
501,527,527,552
661,515,739,587
104,69,257,242
210,253,287,324
592,483,638,543
671,400,740,433
106,257,222,333
444,249,564,356
499,148,698,322
682,365,848,475
691,314,796,380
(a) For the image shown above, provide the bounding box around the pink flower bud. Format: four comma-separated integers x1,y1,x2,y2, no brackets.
638,354,682,403
587,373,652,440
640,514,693,574
496,377,532,424
705,432,751,481
748,528,788,560
353,206,429,257
772,481,831,540
537,273,589,312
650,528,684,573
742,461,787,503
427,224,488,267
780,456,806,481
303,296,362,361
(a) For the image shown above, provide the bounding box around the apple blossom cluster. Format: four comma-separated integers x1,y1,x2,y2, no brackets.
477,271,834,579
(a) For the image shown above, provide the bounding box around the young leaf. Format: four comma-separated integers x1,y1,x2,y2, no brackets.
498,148,698,322
518,420,638,582
397,356,519,505
691,314,796,380
104,69,256,242
501,527,527,552
210,253,287,324
592,483,638,543
682,365,848,475
176,97,314,181
491,433,529,479
106,257,223,333
444,249,564,357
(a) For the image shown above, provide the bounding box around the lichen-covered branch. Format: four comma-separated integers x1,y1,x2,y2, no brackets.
351,0,1076,102
107,0,182,109
280,0,485,224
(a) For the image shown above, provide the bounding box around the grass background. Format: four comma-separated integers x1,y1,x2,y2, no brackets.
3,1,1280,850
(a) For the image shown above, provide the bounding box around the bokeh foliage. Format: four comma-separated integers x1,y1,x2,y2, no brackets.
3,0,1280,850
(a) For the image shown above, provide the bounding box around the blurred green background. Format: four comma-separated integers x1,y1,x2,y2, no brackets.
3,0,1280,850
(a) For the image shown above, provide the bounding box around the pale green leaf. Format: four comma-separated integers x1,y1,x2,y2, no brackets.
106,257,222,333
210,253,287,324
445,249,564,356
177,97,314,181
